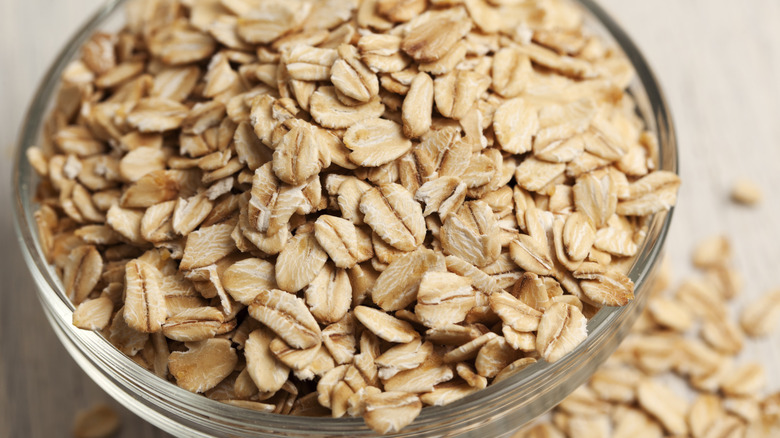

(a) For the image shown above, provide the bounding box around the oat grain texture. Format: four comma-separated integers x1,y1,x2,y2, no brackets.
1,0,780,437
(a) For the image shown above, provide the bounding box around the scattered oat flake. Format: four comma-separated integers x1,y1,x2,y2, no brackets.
72,403,120,438
516,236,780,438
730,178,763,206
740,289,780,337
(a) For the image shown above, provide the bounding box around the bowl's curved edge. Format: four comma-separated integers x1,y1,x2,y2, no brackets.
13,0,127,310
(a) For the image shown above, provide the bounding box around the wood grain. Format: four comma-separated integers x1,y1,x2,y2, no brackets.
0,1,778,437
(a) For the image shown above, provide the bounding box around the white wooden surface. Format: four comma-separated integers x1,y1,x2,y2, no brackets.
0,1,778,436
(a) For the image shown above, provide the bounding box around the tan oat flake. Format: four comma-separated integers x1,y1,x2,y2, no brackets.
245,327,290,393
344,118,412,167
123,259,166,334
72,297,114,331
360,183,425,252
401,8,471,63
309,86,385,129
370,247,443,311
536,303,587,363
740,289,780,337
63,245,103,305
637,379,689,435
364,391,422,434
493,98,538,155
414,271,475,328
401,72,434,139
275,229,328,293
331,44,380,103
730,178,763,206
72,403,120,438
354,306,418,343
440,200,501,268
169,338,238,393
249,289,322,350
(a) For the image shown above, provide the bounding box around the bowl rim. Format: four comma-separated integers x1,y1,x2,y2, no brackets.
12,0,678,435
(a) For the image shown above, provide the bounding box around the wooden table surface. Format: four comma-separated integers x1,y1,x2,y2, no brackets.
1,1,778,436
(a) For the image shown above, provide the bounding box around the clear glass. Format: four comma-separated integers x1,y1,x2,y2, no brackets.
12,1,678,436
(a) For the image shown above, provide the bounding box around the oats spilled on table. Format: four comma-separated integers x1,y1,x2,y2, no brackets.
515,237,780,438
30,0,679,433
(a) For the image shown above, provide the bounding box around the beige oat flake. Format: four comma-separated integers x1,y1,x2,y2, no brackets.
415,271,475,328
636,379,689,435
309,86,385,129
536,303,587,363
272,120,331,186
245,327,290,393
283,45,338,81
123,259,167,333
63,245,103,305
434,70,490,120
401,72,434,138
360,183,425,252
401,8,471,63
730,178,763,206
740,289,780,337
275,229,328,293
72,403,121,438
493,98,538,155
249,289,322,350
354,306,418,343
344,119,412,167
440,200,501,268
169,338,238,393
305,262,352,324
363,391,422,434
331,44,380,103
72,297,114,331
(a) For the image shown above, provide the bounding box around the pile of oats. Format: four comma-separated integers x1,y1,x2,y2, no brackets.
514,237,780,438
29,0,680,433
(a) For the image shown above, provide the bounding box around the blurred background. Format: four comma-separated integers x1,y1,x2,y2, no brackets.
1,0,778,436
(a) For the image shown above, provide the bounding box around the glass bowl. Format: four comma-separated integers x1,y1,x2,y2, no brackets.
12,0,678,436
